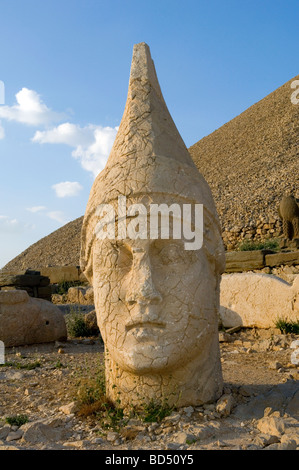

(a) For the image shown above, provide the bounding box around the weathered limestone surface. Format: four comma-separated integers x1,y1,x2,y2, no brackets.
225,250,267,272
265,251,299,267
220,273,299,328
0,290,67,347
80,43,225,408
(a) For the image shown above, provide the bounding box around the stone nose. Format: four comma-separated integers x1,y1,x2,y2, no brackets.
125,251,162,306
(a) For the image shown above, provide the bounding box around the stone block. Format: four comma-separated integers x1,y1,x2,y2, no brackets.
225,250,268,272
67,286,94,305
37,286,52,300
40,266,82,284
220,273,299,328
39,276,50,287
84,287,94,304
265,251,299,267
0,273,42,287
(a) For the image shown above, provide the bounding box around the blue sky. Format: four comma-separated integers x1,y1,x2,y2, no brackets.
0,0,298,268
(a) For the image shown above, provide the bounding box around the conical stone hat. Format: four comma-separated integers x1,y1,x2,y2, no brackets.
81,42,224,277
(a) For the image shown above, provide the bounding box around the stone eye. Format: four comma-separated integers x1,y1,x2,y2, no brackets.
116,244,133,269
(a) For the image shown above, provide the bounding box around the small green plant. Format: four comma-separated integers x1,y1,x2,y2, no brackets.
76,367,126,431
1,360,41,370
238,238,279,252
78,380,105,406
6,414,29,427
102,400,126,431
138,397,175,423
275,318,299,334
66,307,95,338
186,438,197,445
75,364,178,431
76,363,106,408
53,359,66,369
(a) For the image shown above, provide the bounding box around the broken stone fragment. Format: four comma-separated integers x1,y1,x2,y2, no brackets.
216,394,235,417
220,273,299,328
256,416,285,436
0,289,67,347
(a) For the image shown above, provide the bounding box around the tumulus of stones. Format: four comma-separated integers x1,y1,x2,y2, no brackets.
189,74,299,232
1,216,83,272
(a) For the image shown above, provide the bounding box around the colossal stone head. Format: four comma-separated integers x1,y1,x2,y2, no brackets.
81,43,225,408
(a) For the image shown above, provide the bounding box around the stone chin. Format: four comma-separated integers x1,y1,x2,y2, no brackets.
105,322,212,375
115,345,170,375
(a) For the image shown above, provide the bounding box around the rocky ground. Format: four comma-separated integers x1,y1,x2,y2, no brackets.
0,327,298,451
4,74,299,273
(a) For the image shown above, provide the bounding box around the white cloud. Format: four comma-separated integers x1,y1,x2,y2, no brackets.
33,122,92,146
33,123,118,177
0,88,65,126
0,86,118,177
26,205,46,213
0,215,35,233
47,211,68,224
52,181,83,198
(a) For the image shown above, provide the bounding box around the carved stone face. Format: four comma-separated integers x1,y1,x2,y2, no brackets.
92,206,217,375
81,43,224,405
